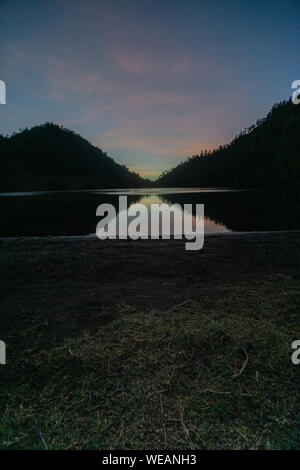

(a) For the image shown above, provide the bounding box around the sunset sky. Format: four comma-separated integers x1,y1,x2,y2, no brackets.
0,0,299,179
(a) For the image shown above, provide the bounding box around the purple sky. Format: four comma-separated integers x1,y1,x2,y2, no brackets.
0,0,299,179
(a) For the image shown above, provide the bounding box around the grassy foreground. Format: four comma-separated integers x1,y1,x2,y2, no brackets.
0,235,299,449
1,283,300,449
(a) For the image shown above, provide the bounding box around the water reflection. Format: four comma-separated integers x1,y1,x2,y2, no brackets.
0,188,299,237
108,194,207,238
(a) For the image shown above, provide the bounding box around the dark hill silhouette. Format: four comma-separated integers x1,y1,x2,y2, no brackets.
0,123,148,191
157,100,300,188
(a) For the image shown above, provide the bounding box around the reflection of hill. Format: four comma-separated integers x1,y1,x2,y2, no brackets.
162,190,300,232
0,193,141,237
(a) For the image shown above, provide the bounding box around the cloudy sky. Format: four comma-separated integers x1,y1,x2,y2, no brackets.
0,0,299,178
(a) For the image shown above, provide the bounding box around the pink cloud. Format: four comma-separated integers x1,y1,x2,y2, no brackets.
63,91,191,127
46,57,115,99
110,46,208,78
1,44,34,78
122,92,190,106
110,48,151,75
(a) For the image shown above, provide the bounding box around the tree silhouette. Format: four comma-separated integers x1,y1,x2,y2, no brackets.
157,100,300,188
0,123,150,191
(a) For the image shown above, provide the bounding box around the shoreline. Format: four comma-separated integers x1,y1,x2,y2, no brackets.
1,229,300,243
1,232,300,314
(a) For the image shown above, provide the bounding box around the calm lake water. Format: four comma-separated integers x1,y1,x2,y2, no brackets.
0,187,300,237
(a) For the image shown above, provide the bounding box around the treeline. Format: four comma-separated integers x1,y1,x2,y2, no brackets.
0,123,149,191
157,100,300,188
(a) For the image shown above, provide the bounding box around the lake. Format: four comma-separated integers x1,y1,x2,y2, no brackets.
0,187,300,237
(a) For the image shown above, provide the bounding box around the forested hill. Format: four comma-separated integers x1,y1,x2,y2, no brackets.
157,100,300,188
0,123,148,191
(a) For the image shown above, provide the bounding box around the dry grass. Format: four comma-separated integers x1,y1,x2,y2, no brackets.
1,279,299,449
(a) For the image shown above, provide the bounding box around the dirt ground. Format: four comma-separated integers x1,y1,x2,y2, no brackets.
1,233,300,345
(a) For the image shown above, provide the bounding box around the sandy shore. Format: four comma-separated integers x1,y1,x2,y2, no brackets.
1,232,300,343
